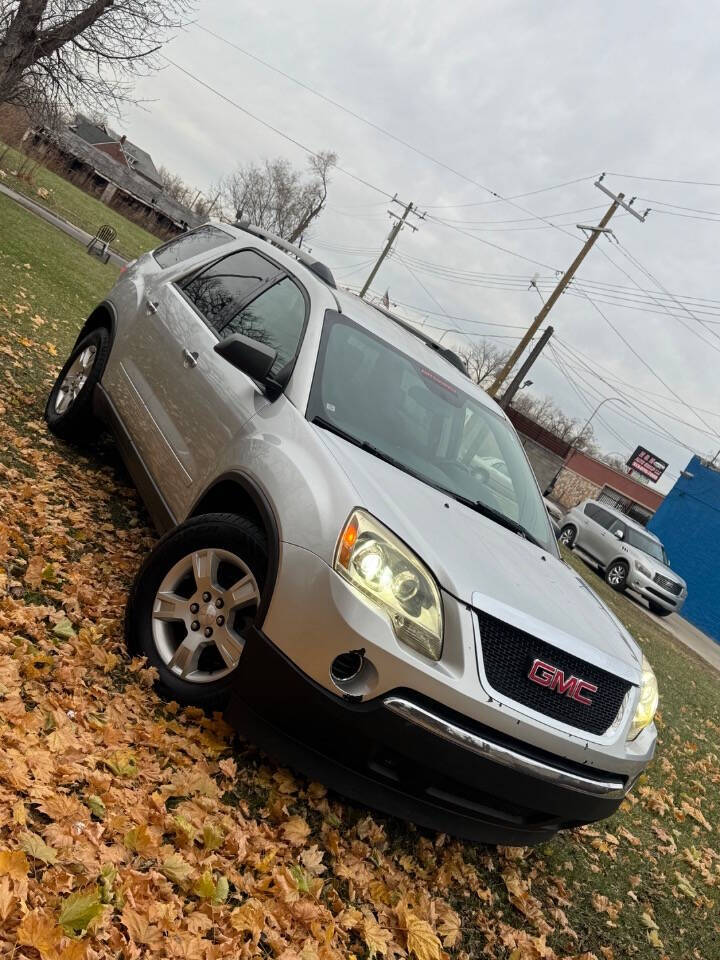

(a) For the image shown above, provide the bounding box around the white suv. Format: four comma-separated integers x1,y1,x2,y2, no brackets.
44,222,658,845
559,500,686,617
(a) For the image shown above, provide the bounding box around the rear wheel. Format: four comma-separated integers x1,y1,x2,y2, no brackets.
648,600,672,617
45,327,110,442
125,513,267,711
558,524,576,548
605,561,628,591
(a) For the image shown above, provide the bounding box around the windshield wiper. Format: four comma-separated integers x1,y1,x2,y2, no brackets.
466,497,544,548
312,417,544,549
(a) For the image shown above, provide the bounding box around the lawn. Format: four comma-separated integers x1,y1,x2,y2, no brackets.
0,139,162,261
0,200,719,960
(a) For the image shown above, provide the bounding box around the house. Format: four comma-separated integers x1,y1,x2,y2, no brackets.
69,115,163,190
22,116,203,236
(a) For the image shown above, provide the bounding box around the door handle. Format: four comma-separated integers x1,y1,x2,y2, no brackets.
182,349,199,369
145,299,159,315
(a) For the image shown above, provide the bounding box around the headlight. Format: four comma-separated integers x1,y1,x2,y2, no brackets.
628,656,658,739
636,561,653,579
335,510,443,660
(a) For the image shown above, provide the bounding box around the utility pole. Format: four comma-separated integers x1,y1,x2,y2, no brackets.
487,178,649,397
499,326,554,409
360,199,418,298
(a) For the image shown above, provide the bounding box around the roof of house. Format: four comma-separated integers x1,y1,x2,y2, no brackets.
39,124,203,230
70,115,162,187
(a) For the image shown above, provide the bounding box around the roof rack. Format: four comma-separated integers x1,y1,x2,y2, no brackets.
368,302,468,376
233,220,336,288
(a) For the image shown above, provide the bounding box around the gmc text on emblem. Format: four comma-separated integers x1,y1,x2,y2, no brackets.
528,659,598,706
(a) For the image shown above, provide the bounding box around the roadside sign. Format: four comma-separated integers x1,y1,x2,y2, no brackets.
626,446,668,483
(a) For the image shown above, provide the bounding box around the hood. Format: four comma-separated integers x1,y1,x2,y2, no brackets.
318,430,641,681
628,546,687,588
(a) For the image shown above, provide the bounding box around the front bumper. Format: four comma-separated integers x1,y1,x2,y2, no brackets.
630,568,686,614
225,628,633,845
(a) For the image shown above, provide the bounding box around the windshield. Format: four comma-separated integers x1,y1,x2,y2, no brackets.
626,527,667,564
308,313,555,552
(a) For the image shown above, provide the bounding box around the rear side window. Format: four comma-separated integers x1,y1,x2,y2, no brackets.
153,225,233,268
181,251,281,331
584,502,600,520
595,508,616,530
221,279,307,376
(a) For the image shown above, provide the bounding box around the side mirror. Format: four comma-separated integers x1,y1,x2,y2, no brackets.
613,528,624,540
214,333,277,383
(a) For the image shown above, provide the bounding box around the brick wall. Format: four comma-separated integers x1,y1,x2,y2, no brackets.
552,468,601,508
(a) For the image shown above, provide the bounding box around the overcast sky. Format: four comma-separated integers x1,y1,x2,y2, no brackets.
118,0,719,493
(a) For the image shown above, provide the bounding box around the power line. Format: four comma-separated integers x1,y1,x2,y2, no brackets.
604,172,720,188
162,56,395,200
420,176,597,208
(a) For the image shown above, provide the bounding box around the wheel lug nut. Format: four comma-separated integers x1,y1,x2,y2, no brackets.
191,620,200,632
202,592,211,602
216,615,225,627
215,597,224,609
204,627,213,638
190,603,199,614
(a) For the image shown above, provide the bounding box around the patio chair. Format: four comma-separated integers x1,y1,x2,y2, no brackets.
87,225,117,264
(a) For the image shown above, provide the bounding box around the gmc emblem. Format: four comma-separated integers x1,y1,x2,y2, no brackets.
528,659,598,706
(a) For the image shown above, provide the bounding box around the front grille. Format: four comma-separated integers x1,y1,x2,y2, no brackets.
476,610,632,736
653,572,682,596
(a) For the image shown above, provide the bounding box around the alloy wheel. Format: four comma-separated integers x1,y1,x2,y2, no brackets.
607,564,627,587
54,345,97,415
559,526,575,546
151,547,260,684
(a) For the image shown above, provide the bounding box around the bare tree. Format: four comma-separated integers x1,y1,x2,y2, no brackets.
216,151,337,241
458,340,512,390
511,389,598,454
0,0,194,116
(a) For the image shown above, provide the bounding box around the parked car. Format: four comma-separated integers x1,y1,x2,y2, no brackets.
44,221,658,845
559,500,686,617
543,495,564,533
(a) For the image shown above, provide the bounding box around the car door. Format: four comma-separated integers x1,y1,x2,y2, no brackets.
585,506,617,562
117,248,286,519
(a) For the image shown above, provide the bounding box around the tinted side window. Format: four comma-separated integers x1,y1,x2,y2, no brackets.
181,251,280,331
221,279,306,376
595,509,616,530
584,503,600,520
153,225,232,268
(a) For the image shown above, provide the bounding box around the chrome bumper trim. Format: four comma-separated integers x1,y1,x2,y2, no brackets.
384,696,627,800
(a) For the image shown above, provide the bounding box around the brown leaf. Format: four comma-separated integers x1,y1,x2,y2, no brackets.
122,905,164,948
282,815,311,846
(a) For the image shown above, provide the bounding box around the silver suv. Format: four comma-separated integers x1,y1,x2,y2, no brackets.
45,222,657,845
559,500,686,617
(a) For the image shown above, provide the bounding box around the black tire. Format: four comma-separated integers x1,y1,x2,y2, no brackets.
45,327,110,442
605,560,629,591
558,524,576,548
648,600,672,617
125,513,268,712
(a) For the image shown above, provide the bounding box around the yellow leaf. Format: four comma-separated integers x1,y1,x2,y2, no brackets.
202,822,224,850
122,905,163,948
0,849,29,878
230,898,266,942
647,928,664,950
19,831,58,865
17,909,62,955
161,854,193,887
124,824,156,856
435,901,461,948
103,750,138,777
404,912,444,960
283,815,311,845
363,913,394,958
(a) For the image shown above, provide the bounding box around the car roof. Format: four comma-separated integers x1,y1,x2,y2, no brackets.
586,500,662,542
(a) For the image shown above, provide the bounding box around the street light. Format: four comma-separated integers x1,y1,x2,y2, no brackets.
520,379,533,390
577,396,625,439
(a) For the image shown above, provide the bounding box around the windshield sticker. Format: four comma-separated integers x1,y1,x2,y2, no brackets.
326,402,336,412
419,367,457,394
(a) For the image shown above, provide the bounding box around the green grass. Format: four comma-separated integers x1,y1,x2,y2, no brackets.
0,191,118,418
0,139,162,260
1,205,719,958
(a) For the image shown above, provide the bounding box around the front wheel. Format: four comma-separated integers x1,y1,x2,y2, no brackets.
648,600,673,618
605,561,628,591
125,513,268,711
45,327,110,442
558,525,576,548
